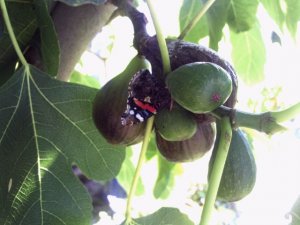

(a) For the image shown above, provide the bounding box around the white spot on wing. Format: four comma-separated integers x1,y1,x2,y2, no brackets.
136,113,144,122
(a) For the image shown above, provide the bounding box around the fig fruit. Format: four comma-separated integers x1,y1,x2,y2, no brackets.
92,55,149,145
139,38,238,108
208,127,256,202
166,62,232,113
154,104,197,141
156,120,215,162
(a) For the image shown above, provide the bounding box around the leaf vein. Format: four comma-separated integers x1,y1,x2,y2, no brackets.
4,162,38,225
29,75,115,177
42,210,67,225
40,167,85,217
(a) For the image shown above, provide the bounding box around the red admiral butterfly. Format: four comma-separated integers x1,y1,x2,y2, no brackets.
121,97,157,126
121,68,170,126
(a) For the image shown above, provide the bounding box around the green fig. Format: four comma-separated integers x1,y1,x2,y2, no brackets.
155,104,197,141
156,120,215,162
208,127,256,202
92,55,149,145
166,62,232,113
138,38,238,108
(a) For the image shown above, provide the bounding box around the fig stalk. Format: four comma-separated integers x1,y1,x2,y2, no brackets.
125,116,154,224
178,0,216,40
125,1,171,223
145,0,171,75
199,117,232,225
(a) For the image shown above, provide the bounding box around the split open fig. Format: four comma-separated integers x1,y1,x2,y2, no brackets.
92,55,149,145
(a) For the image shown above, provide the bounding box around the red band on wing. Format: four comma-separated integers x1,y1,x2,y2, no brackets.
133,98,157,114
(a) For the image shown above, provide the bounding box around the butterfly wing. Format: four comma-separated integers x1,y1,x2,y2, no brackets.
121,97,157,126
121,69,158,126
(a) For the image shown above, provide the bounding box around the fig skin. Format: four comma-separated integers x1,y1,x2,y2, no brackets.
92,55,148,145
166,62,233,113
154,103,197,141
208,127,256,202
156,120,215,162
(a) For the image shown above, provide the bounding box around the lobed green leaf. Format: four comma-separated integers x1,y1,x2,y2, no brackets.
227,0,259,32
33,0,60,76
69,70,100,89
205,0,230,50
0,65,125,224
285,0,300,37
179,0,208,43
153,155,182,199
117,148,145,196
121,207,194,225
259,0,285,30
145,133,158,160
230,23,266,84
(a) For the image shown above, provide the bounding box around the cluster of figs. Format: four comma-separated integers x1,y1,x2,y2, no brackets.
92,43,256,202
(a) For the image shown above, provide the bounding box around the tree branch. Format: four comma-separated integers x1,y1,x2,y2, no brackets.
213,106,287,135
110,0,149,51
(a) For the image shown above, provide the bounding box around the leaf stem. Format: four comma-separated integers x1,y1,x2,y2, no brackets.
125,116,155,224
178,0,216,40
199,117,232,225
146,0,171,75
0,0,29,72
